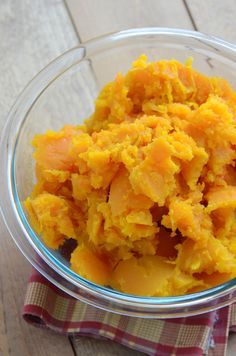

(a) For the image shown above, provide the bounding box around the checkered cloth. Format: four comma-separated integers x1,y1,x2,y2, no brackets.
23,269,236,356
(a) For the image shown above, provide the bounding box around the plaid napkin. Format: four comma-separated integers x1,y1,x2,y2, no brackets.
23,269,236,356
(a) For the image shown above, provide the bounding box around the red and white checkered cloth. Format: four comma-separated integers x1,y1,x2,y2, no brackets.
23,269,236,355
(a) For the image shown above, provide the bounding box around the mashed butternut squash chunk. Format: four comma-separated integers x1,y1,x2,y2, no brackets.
25,55,236,296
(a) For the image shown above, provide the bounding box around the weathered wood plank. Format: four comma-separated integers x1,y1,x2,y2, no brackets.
0,0,78,355
0,0,77,130
186,0,236,43
65,0,193,42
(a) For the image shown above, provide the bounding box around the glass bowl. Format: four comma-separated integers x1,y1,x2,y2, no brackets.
1,28,236,318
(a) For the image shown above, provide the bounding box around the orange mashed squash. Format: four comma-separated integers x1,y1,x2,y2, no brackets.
25,55,236,296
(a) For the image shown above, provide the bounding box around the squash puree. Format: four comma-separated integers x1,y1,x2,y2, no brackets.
25,55,236,296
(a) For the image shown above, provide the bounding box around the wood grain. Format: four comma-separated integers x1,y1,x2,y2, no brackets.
186,0,236,43
65,0,193,42
0,0,78,355
0,0,77,131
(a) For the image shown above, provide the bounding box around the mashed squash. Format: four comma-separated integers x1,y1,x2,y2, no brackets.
25,55,236,296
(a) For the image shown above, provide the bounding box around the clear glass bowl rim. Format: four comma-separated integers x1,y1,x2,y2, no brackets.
1,27,236,316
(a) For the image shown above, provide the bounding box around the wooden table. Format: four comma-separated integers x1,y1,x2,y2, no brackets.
1,1,236,355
